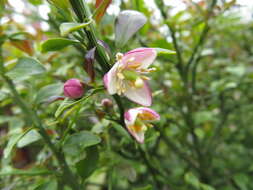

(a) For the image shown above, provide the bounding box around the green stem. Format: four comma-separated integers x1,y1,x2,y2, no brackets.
156,127,200,173
69,0,111,72
69,0,126,127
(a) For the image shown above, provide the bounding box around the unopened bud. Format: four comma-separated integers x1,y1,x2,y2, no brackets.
101,98,113,108
63,78,84,99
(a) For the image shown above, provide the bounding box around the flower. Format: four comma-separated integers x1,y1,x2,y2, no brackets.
103,48,157,106
124,107,160,143
63,78,84,99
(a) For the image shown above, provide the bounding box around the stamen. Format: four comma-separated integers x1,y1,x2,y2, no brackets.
148,67,157,72
117,73,125,79
134,78,144,88
142,125,148,131
140,67,156,73
128,57,135,62
116,53,124,61
146,123,154,128
141,76,150,81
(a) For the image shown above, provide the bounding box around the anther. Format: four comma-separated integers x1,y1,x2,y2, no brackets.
116,53,124,61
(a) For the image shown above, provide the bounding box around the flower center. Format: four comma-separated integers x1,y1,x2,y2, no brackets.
129,115,154,133
114,53,156,95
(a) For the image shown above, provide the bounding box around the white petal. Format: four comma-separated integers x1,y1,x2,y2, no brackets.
123,81,152,106
128,128,145,143
103,62,120,94
124,108,140,126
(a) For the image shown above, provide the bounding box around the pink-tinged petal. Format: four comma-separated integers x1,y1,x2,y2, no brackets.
137,107,160,121
123,48,157,69
127,127,145,143
124,108,140,125
124,108,145,143
123,81,152,106
103,62,120,94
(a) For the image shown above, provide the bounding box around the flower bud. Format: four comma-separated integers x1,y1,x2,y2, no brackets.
101,98,113,108
63,78,84,99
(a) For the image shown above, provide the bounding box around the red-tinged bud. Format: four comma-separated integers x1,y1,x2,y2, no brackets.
101,98,113,108
63,78,84,99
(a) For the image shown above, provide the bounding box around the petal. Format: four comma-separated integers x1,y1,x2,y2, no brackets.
123,48,157,69
124,108,145,143
124,108,140,126
103,62,120,94
123,81,152,106
127,127,145,143
137,107,160,121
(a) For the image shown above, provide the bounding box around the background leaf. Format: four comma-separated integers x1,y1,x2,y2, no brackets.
40,38,79,53
6,57,46,81
63,131,101,156
35,83,63,104
75,146,99,179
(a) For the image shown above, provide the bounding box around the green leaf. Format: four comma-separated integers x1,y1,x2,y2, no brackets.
63,131,101,156
55,98,72,118
34,179,58,190
6,57,46,81
133,185,153,190
9,32,31,41
233,174,249,190
17,129,41,148
3,127,33,159
28,0,43,5
0,168,53,176
55,88,103,118
200,184,216,190
35,83,63,104
111,122,131,141
155,48,176,55
60,21,92,36
48,0,69,10
40,38,79,53
184,172,200,188
75,146,99,179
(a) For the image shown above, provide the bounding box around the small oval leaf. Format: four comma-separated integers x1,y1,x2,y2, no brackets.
63,131,101,156
35,83,63,104
40,38,79,53
6,57,46,81
60,21,92,36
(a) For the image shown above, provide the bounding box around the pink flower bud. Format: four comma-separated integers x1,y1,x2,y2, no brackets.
63,79,84,99
101,98,113,108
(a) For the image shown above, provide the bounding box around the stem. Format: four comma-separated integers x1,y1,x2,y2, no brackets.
69,0,111,72
156,127,200,173
138,146,163,189
69,0,126,127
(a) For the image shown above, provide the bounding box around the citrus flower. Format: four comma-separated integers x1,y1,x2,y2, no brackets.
124,107,160,143
103,48,157,106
